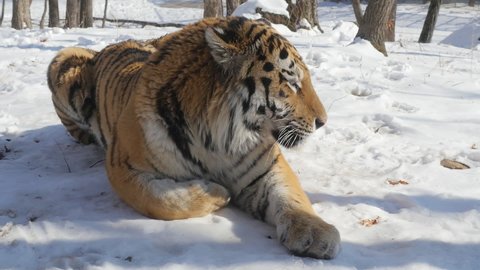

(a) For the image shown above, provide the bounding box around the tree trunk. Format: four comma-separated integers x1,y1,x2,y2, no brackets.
352,0,363,26
12,0,22,29
48,0,60,27
204,0,223,18
40,0,47,29
355,0,395,56
80,0,93,27
386,0,397,42
22,0,32,28
468,0,474,7
226,0,245,16
12,0,31,29
258,0,323,32
65,0,80,28
418,0,441,43
0,0,6,27
102,0,108,28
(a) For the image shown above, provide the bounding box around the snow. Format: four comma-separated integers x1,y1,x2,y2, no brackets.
233,0,290,18
1,0,480,269
441,18,480,49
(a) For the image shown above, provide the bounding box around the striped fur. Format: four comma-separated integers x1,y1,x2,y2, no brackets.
47,17,340,259
47,47,97,144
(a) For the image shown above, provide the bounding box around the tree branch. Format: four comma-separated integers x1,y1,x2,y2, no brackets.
93,17,185,28
352,0,364,26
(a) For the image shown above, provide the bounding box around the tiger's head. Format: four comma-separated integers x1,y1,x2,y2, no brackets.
205,17,327,148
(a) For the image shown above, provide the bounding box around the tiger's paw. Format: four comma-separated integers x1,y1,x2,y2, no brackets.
183,180,231,212
277,212,341,259
201,181,231,210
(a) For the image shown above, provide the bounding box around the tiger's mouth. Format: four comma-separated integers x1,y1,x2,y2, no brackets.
271,123,309,148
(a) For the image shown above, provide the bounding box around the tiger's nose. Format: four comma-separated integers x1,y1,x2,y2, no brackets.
315,118,325,130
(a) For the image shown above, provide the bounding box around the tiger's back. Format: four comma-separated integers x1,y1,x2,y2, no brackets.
91,40,156,148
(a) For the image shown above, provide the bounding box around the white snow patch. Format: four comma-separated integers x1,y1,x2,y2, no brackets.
233,0,290,18
441,19,480,49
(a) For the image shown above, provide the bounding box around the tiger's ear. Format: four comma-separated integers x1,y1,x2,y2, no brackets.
205,27,260,66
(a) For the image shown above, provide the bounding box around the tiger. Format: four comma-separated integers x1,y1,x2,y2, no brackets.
47,17,341,259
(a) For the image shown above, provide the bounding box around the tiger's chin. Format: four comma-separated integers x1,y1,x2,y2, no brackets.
271,127,308,149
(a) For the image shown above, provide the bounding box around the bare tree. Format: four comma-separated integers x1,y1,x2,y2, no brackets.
80,0,93,27
386,1,397,42
258,0,323,32
65,0,80,28
23,0,31,28
352,0,363,26
419,0,441,43
204,0,223,18
468,0,475,7
12,0,32,29
12,0,23,29
48,0,60,27
40,0,47,29
352,0,395,56
102,0,108,28
0,0,5,26
226,0,246,16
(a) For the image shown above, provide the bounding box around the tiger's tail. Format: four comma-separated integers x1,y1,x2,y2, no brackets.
47,47,98,145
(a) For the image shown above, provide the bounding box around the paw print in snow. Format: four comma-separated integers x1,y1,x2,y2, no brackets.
383,60,412,81
391,101,418,113
362,114,404,135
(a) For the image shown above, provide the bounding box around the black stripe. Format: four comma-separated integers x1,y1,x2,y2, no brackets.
228,17,246,30
246,61,255,75
235,144,273,181
256,182,271,221
242,77,256,114
156,83,206,173
56,56,85,87
278,72,286,83
224,108,236,152
258,53,266,61
100,48,149,136
261,77,272,108
80,96,95,122
119,65,142,105
246,23,257,37
236,169,269,200
149,36,183,65
257,105,266,115
279,48,289,59
243,119,260,131
53,100,74,119
253,29,267,43
96,109,107,149
68,80,81,113
204,131,214,151
120,69,142,106
109,124,118,166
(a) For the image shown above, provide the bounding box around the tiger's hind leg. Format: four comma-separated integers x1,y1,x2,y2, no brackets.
47,47,98,145
106,154,230,220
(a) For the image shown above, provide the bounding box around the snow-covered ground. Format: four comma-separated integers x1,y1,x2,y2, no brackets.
1,1,480,269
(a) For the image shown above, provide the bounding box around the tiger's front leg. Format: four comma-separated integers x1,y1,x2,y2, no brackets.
234,154,341,259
